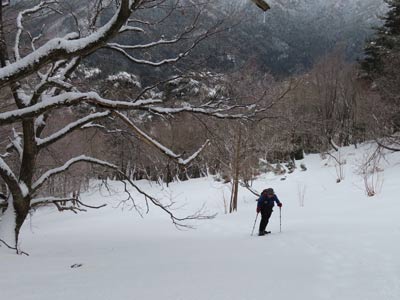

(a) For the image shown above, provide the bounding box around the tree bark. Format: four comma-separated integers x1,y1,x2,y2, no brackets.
230,127,242,213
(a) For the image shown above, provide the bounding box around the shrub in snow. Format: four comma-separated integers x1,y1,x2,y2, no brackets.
297,183,306,207
326,151,346,183
357,149,384,197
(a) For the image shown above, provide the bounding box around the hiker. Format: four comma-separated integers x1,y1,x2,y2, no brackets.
256,188,282,236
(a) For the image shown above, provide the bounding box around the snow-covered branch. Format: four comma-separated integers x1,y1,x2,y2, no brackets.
30,57,81,106
0,157,23,199
32,155,118,193
118,25,144,34
0,92,162,126
107,37,182,51
108,13,198,50
114,111,209,166
0,0,132,88
179,140,210,165
0,93,88,125
0,157,18,184
14,1,57,61
80,123,124,133
6,128,23,161
105,18,220,67
1,0,10,7
36,111,111,148
105,45,185,66
27,24,46,52
145,105,256,120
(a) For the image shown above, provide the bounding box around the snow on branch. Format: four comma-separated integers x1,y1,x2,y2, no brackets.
0,0,132,88
0,93,89,125
6,128,23,161
30,58,80,105
105,16,221,67
36,111,112,148
0,158,18,184
145,105,255,120
27,24,46,52
108,12,198,51
118,25,144,34
0,92,162,126
0,157,23,199
113,111,209,166
1,0,10,7
179,140,210,165
105,45,185,67
107,37,182,51
32,155,118,193
14,1,58,61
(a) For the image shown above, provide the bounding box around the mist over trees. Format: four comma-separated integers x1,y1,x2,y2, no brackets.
76,0,388,77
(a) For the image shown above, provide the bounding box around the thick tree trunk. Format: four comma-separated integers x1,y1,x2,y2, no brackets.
0,3,7,66
13,196,30,247
0,194,30,250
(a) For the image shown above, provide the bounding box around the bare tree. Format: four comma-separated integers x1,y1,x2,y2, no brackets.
0,0,264,252
197,62,294,213
283,50,368,153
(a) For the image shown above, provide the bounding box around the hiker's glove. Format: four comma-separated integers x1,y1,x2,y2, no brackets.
278,203,282,208
256,207,261,213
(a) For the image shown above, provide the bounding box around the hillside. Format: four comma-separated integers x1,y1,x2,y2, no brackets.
209,0,388,74
8,0,387,76
1,143,400,299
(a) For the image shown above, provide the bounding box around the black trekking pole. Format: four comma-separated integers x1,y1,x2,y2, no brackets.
251,213,259,236
279,207,282,233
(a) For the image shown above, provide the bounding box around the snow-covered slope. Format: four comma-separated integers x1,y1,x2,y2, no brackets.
1,143,400,300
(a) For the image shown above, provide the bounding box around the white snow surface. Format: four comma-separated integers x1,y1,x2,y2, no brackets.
1,143,400,300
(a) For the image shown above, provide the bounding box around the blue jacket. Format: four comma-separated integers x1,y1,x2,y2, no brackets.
257,194,281,209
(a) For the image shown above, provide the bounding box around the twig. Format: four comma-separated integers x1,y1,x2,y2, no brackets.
240,181,260,197
0,238,29,256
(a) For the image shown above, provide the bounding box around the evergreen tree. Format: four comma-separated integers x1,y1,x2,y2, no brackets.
361,0,400,76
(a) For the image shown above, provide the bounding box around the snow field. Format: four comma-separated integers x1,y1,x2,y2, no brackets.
1,143,400,300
